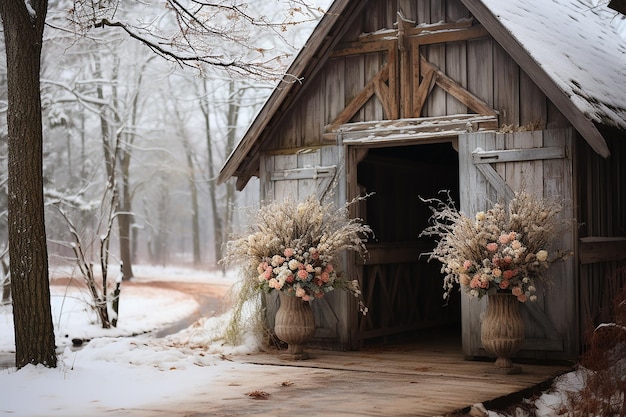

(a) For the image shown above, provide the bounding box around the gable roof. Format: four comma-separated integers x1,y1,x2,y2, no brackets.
462,0,626,158
219,0,626,187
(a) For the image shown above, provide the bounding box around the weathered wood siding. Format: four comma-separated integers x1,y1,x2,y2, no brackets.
253,0,602,357
459,129,577,360
576,134,626,344
262,0,567,155
260,146,360,349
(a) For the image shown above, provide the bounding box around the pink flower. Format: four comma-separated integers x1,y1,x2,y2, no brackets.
463,260,472,270
511,286,523,296
286,274,295,283
284,248,294,258
271,255,285,267
295,287,306,298
320,272,330,283
486,242,498,252
517,294,528,302
297,269,309,280
499,279,510,289
470,276,481,289
492,268,502,277
324,263,334,273
264,268,272,280
305,264,314,273
503,270,514,280
257,262,268,274
499,234,510,244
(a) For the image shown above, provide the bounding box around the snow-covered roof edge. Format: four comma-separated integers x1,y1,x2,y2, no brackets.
463,0,626,157
221,0,625,188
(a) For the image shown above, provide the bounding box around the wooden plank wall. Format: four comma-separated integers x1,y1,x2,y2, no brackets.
263,0,568,155
459,129,578,360
576,134,626,344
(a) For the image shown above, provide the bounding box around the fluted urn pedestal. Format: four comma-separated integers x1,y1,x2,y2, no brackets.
480,292,525,374
274,291,316,360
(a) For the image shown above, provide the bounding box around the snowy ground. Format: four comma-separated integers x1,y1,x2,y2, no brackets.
0,265,591,416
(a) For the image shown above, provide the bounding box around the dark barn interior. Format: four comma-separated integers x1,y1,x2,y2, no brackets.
356,142,462,345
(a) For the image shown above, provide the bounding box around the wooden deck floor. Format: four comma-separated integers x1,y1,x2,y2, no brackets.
233,336,574,417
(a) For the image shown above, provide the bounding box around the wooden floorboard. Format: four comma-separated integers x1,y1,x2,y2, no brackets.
233,337,573,416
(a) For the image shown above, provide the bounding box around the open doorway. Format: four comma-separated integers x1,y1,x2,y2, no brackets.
356,141,461,345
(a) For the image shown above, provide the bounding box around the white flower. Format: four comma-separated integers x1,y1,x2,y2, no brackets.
288,259,300,270
536,250,548,262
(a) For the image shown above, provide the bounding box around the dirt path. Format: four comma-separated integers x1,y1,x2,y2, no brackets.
50,276,234,337
132,279,233,336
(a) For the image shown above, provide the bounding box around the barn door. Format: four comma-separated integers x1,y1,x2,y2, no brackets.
458,128,578,361
260,146,354,349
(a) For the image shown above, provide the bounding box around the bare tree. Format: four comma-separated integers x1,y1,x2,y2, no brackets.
1,0,322,368
54,185,119,328
0,0,58,368
171,98,202,266
69,0,319,81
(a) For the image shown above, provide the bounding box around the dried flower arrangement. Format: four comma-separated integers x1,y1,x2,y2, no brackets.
220,195,372,344
420,190,571,303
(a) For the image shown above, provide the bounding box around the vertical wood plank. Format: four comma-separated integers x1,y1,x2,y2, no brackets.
444,0,468,115
397,0,417,21
426,1,446,117
416,0,431,24
467,38,494,109
364,52,384,121
326,58,346,128
543,128,577,359
345,55,365,123
273,154,298,200
493,43,519,127
445,41,467,114
260,152,274,200
297,150,322,200
459,131,496,358
519,70,547,129
546,100,570,129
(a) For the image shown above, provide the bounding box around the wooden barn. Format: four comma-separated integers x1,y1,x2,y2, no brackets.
218,0,626,362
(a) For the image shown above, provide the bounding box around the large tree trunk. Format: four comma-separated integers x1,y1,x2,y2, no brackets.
1,0,58,368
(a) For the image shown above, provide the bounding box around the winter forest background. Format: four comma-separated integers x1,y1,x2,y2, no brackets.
0,0,329,285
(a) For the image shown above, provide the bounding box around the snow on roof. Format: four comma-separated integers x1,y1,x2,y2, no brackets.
481,0,626,130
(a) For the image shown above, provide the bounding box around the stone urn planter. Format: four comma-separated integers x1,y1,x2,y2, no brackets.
274,291,316,360
480,292,525,374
